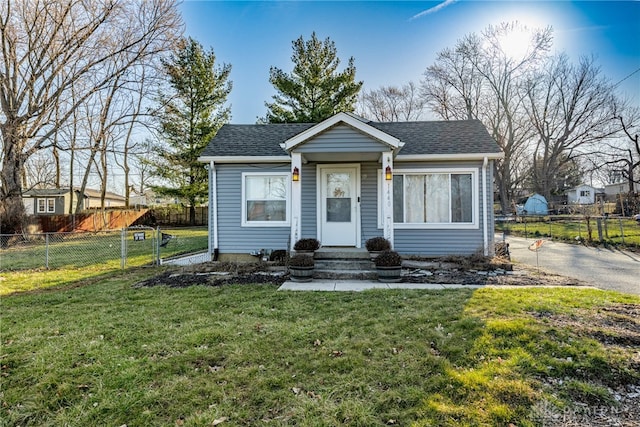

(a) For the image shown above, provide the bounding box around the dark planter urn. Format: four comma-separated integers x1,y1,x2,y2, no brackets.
290,265,314,282
376,266,402,283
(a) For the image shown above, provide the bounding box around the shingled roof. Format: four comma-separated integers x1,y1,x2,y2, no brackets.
199,118,501,159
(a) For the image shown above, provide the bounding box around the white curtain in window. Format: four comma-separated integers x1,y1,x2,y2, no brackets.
425,174,449,222
405,175,425,222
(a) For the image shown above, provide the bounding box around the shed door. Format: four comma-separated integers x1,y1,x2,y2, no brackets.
319,166,359,246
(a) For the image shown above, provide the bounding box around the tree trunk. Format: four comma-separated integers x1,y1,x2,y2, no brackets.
189,205,196,226
1,125,28,234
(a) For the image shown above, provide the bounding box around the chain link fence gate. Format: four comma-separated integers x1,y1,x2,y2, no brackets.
122,226,160,269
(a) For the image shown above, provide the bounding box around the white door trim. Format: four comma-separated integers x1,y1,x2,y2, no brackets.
316,163,361,247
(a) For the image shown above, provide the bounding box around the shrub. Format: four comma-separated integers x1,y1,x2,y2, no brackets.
365,236,391,252
289,254,314,267
293,238,321,251
374,250,402,267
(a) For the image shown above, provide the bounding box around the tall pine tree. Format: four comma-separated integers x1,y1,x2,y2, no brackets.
151,37,231,224
264,32,362,123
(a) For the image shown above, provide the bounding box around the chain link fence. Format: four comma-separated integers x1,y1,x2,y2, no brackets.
496,215,640,247
0,226,208,271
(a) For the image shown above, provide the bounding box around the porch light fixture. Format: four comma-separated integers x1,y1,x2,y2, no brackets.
292,166,300,182
385,165,392,181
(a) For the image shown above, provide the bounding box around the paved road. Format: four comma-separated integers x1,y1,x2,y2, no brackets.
502,234,640,295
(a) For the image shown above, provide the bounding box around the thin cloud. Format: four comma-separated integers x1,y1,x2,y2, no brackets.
560,25,610,33
410,0,458,21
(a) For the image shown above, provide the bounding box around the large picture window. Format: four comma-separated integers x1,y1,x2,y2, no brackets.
242,173,290,226
380,169,477,228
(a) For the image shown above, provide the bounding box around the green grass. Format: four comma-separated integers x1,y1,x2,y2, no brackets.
0,227,208,271
0,227,208,295
2,273,638,426
159,227,209,259
496,218,640,247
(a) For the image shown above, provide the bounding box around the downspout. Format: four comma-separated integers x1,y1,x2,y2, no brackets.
210,161,219,261
482,156,489,256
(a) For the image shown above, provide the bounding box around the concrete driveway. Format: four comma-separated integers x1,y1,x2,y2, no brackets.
503,234,640,295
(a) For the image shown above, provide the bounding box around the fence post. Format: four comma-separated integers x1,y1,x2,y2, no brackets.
45,233,49,269
156,227,161,265
121,228,126,269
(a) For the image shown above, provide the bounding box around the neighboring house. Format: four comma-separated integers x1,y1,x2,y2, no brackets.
22,188,87,215
82,188,126,208
22,187,126,215
604,181,632,201
566,184,596,205
198,112,503,258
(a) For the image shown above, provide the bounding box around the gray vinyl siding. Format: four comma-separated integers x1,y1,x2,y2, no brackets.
390,160,491,256
360,162,382,245
296,124,390,153
300,163,317,239
211,160,496,256
214,163,291,254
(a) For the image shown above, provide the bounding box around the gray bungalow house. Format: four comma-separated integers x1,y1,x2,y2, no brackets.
198,112,503,260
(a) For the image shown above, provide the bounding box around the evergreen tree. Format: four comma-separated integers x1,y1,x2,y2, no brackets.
264,32,362,123
151,37,231,224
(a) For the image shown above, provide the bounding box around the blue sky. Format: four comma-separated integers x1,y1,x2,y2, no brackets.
180,1,640,124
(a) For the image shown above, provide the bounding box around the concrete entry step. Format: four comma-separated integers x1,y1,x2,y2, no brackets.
315,247,370,260
314,259,374,271
311,248,377,280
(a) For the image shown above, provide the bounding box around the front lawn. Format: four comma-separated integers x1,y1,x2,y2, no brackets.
1,273,639,426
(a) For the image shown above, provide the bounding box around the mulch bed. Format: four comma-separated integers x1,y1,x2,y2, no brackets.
133,257,590,289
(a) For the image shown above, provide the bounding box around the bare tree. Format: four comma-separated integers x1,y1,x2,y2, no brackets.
524,54,621,201
359,82,426,121
613,114,640,194
421,22,553,214
422,47,483,120
0,0,182,233
594,112,640,214
22,151,60,189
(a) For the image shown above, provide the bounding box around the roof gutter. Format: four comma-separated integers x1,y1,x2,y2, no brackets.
197,156,291,164
396,152,504,162
482,156,489,256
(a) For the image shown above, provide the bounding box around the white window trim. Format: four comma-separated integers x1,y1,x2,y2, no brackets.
36,198,56,213
377,168,479,229
241,172,291,227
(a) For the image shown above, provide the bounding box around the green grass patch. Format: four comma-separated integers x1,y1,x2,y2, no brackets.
1,276,639,426
0,227,208,272
0,227,208,295
158,227,209,259
496,217,640,247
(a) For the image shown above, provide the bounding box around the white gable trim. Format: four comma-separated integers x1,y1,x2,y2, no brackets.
280,112,404,152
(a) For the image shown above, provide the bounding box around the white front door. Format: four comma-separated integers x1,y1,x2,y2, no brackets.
319,165,360,246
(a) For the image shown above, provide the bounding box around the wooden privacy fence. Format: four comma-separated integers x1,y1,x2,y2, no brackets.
150,206,208,226
32,209,149,233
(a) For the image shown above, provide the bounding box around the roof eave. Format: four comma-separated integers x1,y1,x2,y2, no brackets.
198,155,291,164
395,152,504,161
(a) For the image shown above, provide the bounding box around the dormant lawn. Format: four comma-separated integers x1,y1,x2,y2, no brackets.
1,268,639,426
